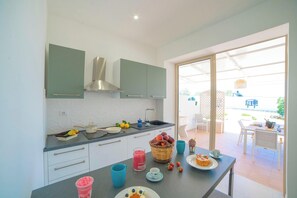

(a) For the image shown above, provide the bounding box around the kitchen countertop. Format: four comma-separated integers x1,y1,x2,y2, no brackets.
33,146,235,198
44,123,175,152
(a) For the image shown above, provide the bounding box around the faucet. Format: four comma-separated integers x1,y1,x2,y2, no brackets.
145,108,155,123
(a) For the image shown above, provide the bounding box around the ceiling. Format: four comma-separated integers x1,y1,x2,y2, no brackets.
48,0,267,48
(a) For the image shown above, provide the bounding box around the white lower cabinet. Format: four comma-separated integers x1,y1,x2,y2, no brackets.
126,131,155,158
44,126,175,185
44,144,89,185
89,137,127,171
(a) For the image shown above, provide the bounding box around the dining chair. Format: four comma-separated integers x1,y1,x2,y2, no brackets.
195,114,208,132
237,120,254,145
252,129,281,169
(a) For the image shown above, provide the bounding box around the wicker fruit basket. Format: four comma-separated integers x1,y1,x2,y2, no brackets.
149,140,174,163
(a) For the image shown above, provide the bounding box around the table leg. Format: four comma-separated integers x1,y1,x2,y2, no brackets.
243,129,247,154
228,166,234,197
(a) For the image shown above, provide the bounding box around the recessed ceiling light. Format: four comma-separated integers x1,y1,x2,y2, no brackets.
133,15,139,20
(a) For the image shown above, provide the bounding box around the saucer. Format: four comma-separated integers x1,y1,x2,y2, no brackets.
146,172,163,182
209,152,223,159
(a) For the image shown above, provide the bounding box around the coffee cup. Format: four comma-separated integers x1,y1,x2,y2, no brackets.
211,149,221,158
149,167,160,179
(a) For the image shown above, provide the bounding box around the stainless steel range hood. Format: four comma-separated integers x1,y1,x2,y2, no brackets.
85,57,121,92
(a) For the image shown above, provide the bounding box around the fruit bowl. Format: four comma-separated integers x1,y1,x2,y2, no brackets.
149,132,175,163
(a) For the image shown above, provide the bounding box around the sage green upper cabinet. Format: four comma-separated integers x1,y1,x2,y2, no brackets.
46,44,85,98
113,59,166,99
147,65,166,99
117,59,147,98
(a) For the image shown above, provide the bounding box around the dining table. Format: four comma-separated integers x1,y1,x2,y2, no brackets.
32,146,236,198
242,123,284,154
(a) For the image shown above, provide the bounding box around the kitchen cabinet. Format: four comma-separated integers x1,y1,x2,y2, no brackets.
44,144,89,185
126,131,155,158
89,137,127,171
147,66,166,99
46,44,85,98
114,59,147,98
113,59,166,99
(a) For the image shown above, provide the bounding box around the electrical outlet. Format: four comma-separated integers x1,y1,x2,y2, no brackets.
59,111,67,116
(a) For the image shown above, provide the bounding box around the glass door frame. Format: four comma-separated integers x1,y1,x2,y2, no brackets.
175,36,288,196
175,55,217,150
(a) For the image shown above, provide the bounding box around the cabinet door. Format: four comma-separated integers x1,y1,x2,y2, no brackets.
120,59,147,98
47,44,85,98
89,137,127,171
147,65,166,99
127,131,155,158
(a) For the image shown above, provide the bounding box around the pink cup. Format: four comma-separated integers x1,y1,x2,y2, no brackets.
75,176,94,198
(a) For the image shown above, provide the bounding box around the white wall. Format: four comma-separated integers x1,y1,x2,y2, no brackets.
157,0,297,196
46,14,159,133
0,0,46,197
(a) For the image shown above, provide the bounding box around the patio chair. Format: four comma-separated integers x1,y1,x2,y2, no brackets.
252,129,281,169
195,114,208,132
237,120,254,145
178,124,188,139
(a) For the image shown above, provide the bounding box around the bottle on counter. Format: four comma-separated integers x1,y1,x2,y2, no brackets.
137,118,143,128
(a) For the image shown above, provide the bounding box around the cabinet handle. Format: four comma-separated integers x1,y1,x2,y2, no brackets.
53,147,85,156
54,160,85,171
127,95,144,98
151,95,164,99
98,140,121,146
52,93,81,97
134,133,151,138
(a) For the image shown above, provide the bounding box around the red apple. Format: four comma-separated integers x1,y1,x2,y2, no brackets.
161,132,167,136
155,135,163,141
163,135,169,141
168,136,175,144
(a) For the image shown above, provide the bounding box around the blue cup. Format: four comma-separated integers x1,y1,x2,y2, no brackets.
111,163,127,188
176,140,186,154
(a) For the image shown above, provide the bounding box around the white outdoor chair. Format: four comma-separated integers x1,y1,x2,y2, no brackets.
237,120,254,145
195,114,208,132
178,124,188,139
252,129,281,169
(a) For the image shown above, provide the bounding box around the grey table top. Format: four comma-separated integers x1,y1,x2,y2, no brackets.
44,123,175,152
33,147,236,198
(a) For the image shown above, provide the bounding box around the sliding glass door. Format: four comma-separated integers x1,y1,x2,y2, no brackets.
177,57,215,150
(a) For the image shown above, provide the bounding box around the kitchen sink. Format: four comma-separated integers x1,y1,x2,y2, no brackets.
149,120,168,125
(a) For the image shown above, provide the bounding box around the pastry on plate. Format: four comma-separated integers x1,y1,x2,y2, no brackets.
124,187,145,198
196,154,211,167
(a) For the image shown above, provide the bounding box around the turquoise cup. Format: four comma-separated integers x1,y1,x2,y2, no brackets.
176,140,186,154
111,163,127,188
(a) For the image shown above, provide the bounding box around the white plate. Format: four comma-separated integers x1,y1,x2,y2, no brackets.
105,127,121,134
115,186,160,198
186,154,218,170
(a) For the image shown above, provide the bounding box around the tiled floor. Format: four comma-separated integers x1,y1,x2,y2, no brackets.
216,174,282,198
180,128,284,193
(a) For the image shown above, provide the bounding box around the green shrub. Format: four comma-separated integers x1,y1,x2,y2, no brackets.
277,97,284,117
241,113,251,117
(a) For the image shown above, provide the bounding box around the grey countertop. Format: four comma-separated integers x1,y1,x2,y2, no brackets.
32,146,236,198
44,123,175,152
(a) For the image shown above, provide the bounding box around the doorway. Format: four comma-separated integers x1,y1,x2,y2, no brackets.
176,36,286,193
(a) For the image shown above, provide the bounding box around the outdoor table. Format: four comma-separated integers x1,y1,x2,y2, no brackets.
243,124,284,154
32,146,236,198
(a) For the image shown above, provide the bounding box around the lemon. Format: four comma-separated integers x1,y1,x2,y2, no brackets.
120,123,125,128
124,123,130,129
67,129,77,136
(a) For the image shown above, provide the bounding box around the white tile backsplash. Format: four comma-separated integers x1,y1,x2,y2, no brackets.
46,92,157,134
